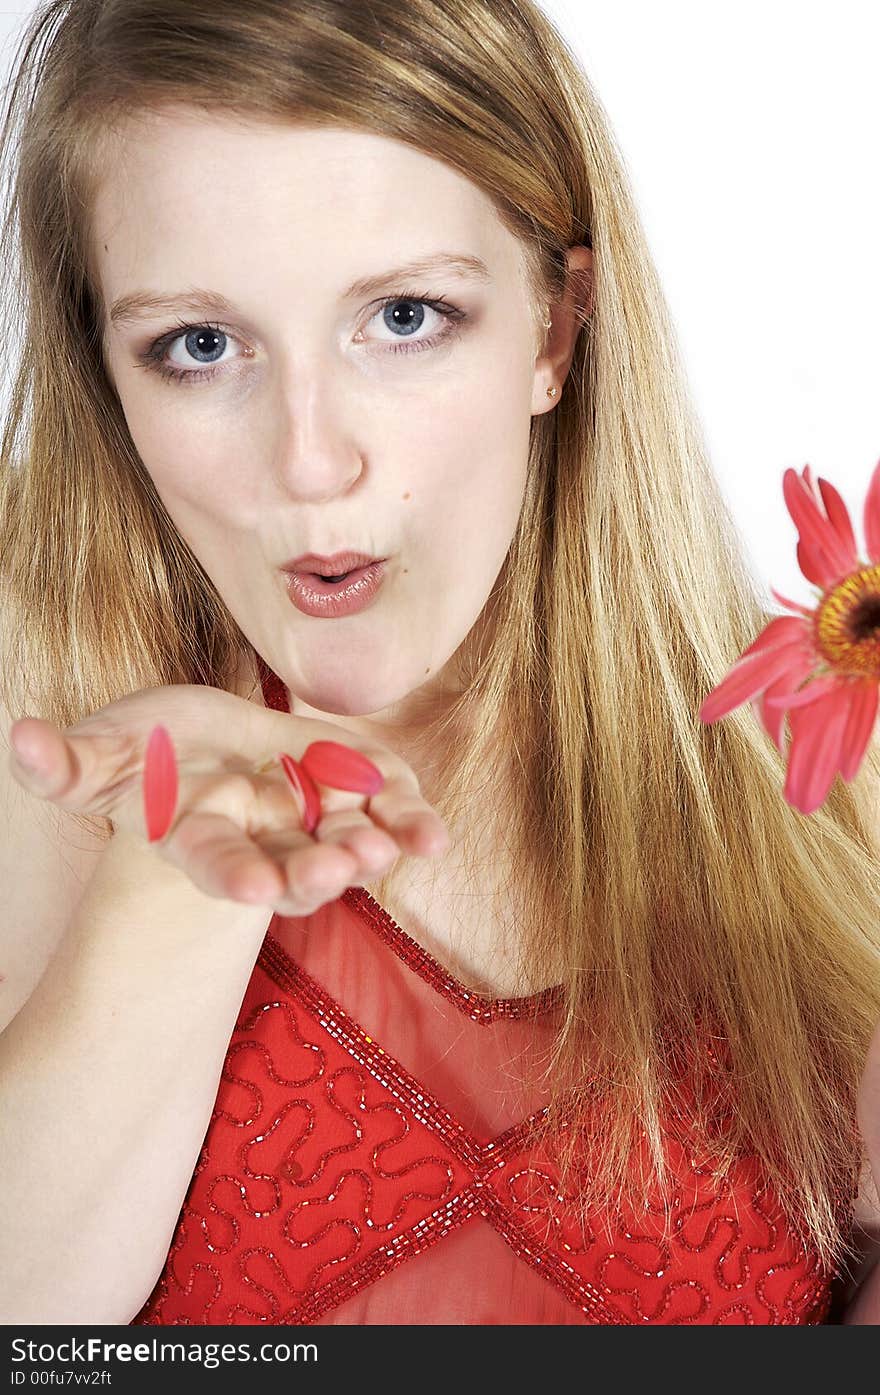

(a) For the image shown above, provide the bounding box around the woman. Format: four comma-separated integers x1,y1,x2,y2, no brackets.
1,0,879,1324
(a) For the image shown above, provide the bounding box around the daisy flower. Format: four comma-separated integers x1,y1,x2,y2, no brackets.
698,459,880,815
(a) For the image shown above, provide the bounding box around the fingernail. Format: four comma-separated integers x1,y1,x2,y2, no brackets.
300,741,385,796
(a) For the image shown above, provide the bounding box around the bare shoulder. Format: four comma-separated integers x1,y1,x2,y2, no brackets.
0,659,111,1035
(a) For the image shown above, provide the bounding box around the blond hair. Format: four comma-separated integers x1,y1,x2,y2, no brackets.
2,0,878,1284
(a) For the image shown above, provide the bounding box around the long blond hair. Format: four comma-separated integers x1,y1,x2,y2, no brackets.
2,0,878,1282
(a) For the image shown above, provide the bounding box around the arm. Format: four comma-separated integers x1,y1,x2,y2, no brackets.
841,1165,880,1322
841,1018,880,1323
0,828,273,1325
842,1259,880,1324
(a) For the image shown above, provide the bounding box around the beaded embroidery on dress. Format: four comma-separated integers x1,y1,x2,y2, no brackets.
130,662,849,1325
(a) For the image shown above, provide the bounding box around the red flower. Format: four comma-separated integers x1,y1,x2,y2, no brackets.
699,459,880,815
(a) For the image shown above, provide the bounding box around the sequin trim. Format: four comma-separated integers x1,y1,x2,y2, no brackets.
133,931,837,1326
260,933,565,1174
341,887,565,1022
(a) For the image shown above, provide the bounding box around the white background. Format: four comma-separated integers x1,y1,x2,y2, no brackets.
1,0,878,608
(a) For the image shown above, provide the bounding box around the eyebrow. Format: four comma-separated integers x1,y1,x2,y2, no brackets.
108,251,492,328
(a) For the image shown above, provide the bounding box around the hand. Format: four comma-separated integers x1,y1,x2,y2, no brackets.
7,684,450,915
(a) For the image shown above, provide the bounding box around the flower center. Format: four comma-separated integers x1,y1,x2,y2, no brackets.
814,564,880,676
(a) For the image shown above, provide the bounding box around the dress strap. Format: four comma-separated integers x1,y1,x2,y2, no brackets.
256,653,291,713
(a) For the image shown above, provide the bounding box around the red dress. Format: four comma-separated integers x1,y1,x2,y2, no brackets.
131,664,847,1325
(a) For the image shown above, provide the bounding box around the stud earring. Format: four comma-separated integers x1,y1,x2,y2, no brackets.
544,308,556,395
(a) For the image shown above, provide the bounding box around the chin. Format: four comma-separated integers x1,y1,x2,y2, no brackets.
292,683,408,722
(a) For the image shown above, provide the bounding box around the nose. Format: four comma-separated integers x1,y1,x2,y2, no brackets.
268,362,365,502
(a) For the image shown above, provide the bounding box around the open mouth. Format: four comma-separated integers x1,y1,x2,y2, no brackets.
283,558,389,617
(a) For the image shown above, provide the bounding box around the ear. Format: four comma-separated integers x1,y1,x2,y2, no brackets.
531,245,593,417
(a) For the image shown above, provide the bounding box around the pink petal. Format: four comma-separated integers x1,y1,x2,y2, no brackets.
803,464,825,509
838,679,880,782
143,724,179,843
756,656,817,751
278,753,307,824
300,741,385,796
783,685,852,814
764,673,841,710
698,643,814,724
735,614,812,665
816,476,858,567
783,468,853,583
796,538,833,589
278,754,322,835
864,458,880,564
296,762,323,834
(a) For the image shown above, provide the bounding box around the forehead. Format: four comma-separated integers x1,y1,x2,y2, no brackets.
91,111,522,302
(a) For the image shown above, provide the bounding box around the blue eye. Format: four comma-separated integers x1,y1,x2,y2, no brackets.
136,292,468,386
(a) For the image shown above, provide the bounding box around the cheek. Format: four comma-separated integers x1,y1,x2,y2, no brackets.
407,388,531,620
124,407,254,522
413,367,532,548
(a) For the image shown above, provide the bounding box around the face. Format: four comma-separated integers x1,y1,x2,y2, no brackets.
94,109,587,751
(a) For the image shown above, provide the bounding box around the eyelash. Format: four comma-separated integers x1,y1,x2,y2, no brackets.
136,291,468,385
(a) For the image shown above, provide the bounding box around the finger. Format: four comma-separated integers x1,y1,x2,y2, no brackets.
8,718,133,809
275,838,363,915
363,769,451,856
311,807,401,873
8,718,72,792
160,808,289,903
162,808,357,913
